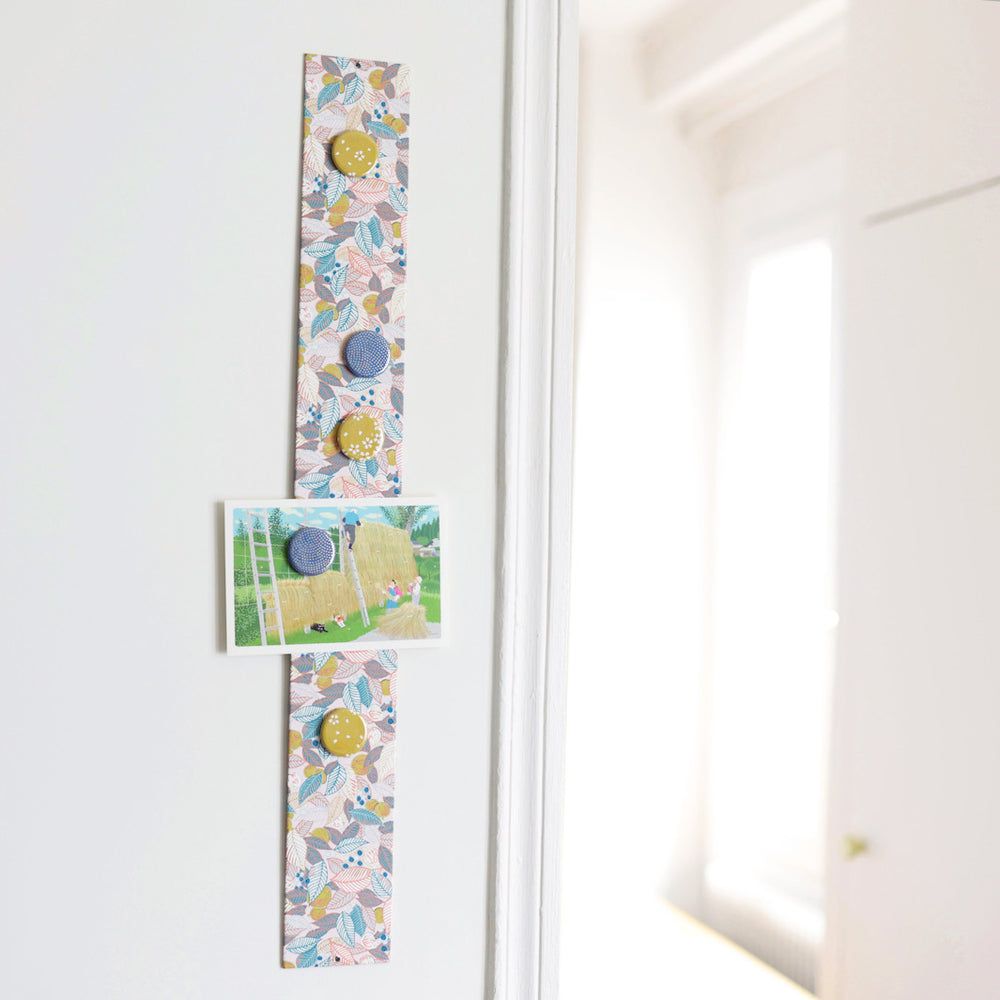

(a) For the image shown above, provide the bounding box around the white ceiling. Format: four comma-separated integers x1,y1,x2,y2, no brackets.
579,0,685,33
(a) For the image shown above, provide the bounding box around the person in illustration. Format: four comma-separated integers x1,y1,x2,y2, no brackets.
308,622,328,633
408,575,422,606
341,509,361,551
386,579,402,609
333,614,346,629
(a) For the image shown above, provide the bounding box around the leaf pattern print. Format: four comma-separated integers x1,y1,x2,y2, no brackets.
284,649,398,967
296,54,408,503
283,55,408,970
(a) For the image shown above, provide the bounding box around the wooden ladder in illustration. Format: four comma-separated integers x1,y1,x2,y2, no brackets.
342,526,371,628
245,508,286,645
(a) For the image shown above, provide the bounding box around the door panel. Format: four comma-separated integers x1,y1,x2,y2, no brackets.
830,186,1000,999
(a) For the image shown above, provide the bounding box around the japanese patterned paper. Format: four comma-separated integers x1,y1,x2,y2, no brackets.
284,54,409,968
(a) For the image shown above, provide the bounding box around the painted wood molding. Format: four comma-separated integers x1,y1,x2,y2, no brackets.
490,0,577,997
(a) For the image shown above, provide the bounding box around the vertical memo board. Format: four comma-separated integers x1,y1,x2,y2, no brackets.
283,54,410,969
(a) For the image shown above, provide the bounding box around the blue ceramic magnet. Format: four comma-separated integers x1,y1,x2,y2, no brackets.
344,331,390,378
287,526,335,576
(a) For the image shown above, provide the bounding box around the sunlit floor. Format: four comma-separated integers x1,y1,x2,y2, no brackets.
559,895,812,1000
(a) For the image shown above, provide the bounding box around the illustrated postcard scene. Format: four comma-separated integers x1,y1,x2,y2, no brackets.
226,499,441,654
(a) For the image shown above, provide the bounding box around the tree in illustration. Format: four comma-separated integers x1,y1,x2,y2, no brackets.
382,505,434,537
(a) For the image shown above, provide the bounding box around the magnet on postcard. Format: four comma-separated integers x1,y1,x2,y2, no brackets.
320,707,367,756
332,130,378,177
338,411,384,460
287,526,335,576
344,331,390,377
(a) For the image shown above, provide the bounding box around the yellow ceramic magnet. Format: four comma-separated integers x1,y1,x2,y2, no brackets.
320,707,367,756
338,411,383,460
332,130,378,177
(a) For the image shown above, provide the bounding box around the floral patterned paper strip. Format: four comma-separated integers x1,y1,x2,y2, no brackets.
284,650,398,967
295,53,409,501
284,54,409,968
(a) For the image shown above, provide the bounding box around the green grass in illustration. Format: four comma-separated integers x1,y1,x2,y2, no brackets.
269,606,378,645
234,542,442,646
412,591,440,624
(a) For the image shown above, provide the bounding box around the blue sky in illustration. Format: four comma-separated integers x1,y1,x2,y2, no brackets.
233,504,438,537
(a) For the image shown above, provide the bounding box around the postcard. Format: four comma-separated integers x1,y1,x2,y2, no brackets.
225,499,442,654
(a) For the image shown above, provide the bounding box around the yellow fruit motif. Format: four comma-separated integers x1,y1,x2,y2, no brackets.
289,730,302,752
303,122,310,140
386,448,396,466
300,265,314,288
329,193,349,214
374,907,384,924
338,411,383,460
313,885,332,907
310,908,325,921
389,343,401,360
351,754,368,775
392,222,401,238
368,801,390,819
381,679,391,696
316,301,335,313
328,214,344,228
369,69,384,89
323,363,342,379
304,765,321,777
390,117,407,135
322,439,340,458
318,657,338,676
363,293,379,315
321,708,367,756
312,829,331,844
322,73,335,85
283,961,294,969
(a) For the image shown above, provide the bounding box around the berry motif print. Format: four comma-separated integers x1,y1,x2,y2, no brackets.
284,55,408,969
284,650,398,967
295,54,409,502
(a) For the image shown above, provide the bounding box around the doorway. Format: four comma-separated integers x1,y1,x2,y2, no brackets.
560,2,846,994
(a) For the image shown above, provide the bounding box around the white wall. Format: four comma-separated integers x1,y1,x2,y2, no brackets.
844,0,1000,219
0,3,504,998
708,67,845,193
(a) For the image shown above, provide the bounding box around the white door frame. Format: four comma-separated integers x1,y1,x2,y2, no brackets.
490,0,578,997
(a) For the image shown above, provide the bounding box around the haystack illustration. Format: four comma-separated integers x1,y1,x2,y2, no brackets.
263,521,418,636
374,602,429,639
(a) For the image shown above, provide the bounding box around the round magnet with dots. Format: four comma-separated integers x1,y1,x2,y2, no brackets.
344,331,390,378
338,411,383,460
320,707,367,756
332,130,378,177
287,526,335,576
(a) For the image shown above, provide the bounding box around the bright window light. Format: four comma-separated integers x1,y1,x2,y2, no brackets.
709,239,835,899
